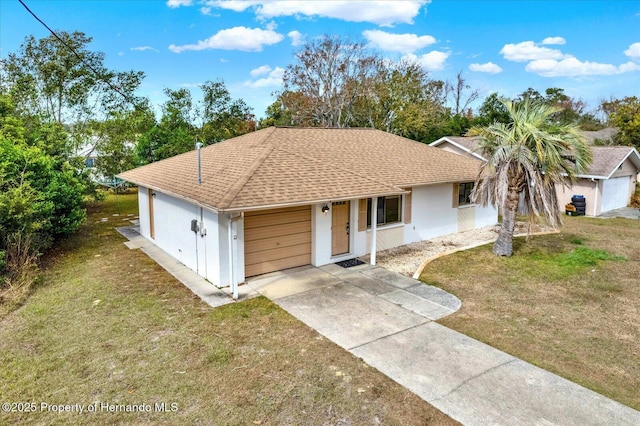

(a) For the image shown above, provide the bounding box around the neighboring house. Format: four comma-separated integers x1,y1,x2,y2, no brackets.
118,127,498,291
430,136,640,216
429,136,485,160
580,127,618,145
73,142,99,169
555,146,640,216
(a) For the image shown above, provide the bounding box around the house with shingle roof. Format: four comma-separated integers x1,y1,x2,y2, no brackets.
430,136,640,216
556,146,640,216
118,127,497,294
428,136,485,161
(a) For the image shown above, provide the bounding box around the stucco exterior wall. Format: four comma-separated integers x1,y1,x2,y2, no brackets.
474,202,499,228
404,184,459,243
365,225,404,253
312,203,332,265
136,187,225,286
556,178,600,216
457,205,475,232
138,184,499,282
611,157,638,178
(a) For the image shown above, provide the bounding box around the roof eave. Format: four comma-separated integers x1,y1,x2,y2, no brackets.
116,175,221,214
219,189,409,213
602,149,640,179
429,137,486,161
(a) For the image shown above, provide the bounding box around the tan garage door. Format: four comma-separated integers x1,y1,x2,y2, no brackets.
244,206,312,277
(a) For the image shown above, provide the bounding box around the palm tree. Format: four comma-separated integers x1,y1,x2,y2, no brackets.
469,99,592,256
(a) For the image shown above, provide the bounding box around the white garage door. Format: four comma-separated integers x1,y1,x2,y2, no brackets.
244,206,311,277
601,176,630,212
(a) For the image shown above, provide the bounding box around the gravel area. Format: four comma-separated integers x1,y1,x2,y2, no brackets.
361,222,554,278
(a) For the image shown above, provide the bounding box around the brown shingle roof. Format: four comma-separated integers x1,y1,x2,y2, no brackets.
587,146,640,178
118,127,484,212
431,135,640,179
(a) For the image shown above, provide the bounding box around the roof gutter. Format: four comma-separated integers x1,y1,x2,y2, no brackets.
217,190,409,213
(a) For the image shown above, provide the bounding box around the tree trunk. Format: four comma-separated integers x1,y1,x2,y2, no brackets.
493,187,520,256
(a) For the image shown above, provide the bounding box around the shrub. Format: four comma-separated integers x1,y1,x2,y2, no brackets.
631,182,640,208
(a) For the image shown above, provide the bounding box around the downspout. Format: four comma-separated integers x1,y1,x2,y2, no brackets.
592,178,599,217
370,197,378,265
228,213,244,300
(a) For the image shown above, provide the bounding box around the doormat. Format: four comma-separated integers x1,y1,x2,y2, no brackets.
335,258,365,268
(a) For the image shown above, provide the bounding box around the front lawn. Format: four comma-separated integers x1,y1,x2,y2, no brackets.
0,191,455,425
419,216,640,410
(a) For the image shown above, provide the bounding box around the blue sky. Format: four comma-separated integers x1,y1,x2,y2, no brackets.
2,0,639,119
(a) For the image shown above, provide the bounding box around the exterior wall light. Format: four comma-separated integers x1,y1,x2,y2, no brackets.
321,204,330,214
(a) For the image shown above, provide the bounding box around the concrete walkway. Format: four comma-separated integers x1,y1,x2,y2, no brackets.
117,226,239,307
118,226,640,425
247,264,640,426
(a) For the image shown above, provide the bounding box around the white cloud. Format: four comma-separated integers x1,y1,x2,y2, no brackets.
619,61,640,73
403,51,450,71
208,0,429,27
288,30,305,47
130,46,159,53
502,39,640,77
525,57,639,77
206,0,259,12
250,65,272,77
362,30,435,53
244,67,285,88
542,37,566,45
169,27,284,53
500,41,566,62
469,62,503,74
167,0,192,8
624,42,640,59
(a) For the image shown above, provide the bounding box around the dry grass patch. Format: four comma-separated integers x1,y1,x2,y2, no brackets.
419,216,640,410
0,191,456,425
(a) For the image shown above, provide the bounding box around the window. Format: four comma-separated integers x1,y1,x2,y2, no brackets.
458,182,474,206
366,196,402,227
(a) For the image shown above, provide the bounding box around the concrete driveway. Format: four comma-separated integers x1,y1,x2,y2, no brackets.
599,206,640,219
247,264,640,426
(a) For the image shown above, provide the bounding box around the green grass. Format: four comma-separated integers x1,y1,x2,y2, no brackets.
0,190,455,425
420,217,640,410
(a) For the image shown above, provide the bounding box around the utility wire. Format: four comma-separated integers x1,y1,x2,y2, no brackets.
17,0,144,111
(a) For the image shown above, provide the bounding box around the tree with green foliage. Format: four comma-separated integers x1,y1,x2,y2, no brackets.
0,95,85,279
90,101,155,178
136,88,194,164
0,31,145,149
355,60,447,140
259,99,294,128
136,82,254,164
477,88,603,131
475,93,511,126
469,99,592,256
603,96,640,148
199,79,255,143
274,35,448,140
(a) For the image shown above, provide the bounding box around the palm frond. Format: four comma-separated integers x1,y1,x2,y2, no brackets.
470,97,591,231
